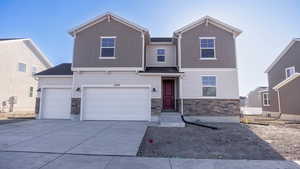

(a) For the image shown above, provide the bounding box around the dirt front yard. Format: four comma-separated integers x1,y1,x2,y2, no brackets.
137,123,300,160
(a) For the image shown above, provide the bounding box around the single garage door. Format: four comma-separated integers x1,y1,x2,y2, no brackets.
82,87,150,121
41,88,71,119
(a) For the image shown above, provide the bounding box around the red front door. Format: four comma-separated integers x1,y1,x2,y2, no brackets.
163,80,175,110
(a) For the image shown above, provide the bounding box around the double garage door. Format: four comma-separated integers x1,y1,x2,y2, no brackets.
40,86,151,121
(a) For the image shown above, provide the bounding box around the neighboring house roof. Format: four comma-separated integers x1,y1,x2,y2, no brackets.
0,38,53,68
150,37,173,42
265,38,300,73
35,63,72,76
174,15,242,37
140,67,181,73
69,12,149,37
273,73,300,90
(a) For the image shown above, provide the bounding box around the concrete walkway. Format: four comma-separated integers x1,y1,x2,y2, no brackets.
0,151,299,169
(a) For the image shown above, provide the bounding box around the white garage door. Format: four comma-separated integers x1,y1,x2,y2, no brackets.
41,88,71,119
82,87,150,121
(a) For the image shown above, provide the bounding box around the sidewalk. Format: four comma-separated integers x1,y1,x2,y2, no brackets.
1,151,300,169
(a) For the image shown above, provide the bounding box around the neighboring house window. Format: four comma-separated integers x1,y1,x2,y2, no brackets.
29,87,34,97
199,37,216,59
262,93,270,106
285,66,295,78
100,37,116,58
18,63,26,72
202,76,216,97
32,66,37,75
157,49,165,62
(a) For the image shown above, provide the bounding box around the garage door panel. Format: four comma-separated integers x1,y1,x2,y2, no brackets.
83,87,150,121
42,88,71,119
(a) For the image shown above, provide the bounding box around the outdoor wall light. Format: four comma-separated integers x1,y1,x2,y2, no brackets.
152,88,156,92
76,88,81,92
37,88,41,92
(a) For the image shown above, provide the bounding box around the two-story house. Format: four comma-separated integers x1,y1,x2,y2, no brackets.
35,12,242,122
262,38,300,120
0,38,52,113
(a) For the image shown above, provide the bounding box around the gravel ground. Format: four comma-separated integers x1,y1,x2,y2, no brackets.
248,123,300,160
137,123,299,160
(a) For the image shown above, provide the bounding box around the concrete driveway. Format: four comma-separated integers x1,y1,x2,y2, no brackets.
0,120,147,156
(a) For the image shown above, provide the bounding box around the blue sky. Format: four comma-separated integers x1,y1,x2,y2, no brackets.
1,0,300,96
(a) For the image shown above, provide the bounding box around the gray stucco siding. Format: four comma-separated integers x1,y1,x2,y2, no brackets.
181,22,236,68
267,41,300,113
73,18,143,67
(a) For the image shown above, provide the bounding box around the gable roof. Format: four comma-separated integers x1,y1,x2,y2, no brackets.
0,38,53,68
273,73,300,90
265,38,300,73
174,16,242,37
69,12,148,37
35,63,72,76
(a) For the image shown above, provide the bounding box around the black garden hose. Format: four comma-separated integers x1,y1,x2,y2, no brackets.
181,115,219,130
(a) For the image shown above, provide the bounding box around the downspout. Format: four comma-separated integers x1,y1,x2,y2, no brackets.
141,32,145,71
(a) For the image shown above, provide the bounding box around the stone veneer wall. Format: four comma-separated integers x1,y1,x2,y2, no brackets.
151,99,162,115
183,99,240,116
71,98,81,115
35,98,40,114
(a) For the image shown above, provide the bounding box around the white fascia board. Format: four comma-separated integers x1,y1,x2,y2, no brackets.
138,73,183,76
69,12,148,37
180,68,237,72
35,75,73,78
26,39,53,68
265,39,300,73
71,67,143,72
174,16,242,37
273,73,300,90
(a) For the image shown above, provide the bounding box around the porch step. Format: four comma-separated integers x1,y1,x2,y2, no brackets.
159,112,185,127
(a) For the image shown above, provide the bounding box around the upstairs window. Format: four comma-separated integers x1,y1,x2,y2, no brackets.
199,37,216,59
18,63,26,72
100,37,116,58
157,49,165,62
285,66,295,79
262,93,270,106
202,76,216,97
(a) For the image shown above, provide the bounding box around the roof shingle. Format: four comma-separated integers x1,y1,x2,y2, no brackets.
35,63,72,76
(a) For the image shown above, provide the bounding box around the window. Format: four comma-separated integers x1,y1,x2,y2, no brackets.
100,37,116,58
262,93,270,106
285,66,295,79
199,37,216,59
157,49,165,62
32,66,37,75
202,76,216,97
18,63,26,72
29,87,34,97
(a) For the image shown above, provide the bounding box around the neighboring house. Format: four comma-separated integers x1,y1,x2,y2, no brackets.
262,38,300,120
0,38,52,113
239,96,246,107
242,87,267,115
35,12,242,122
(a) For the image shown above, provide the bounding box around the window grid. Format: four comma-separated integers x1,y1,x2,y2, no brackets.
157,49,165,62
100,37,116,58
202,76,217,97
285,66,295,79
263,93,270,106
199,37,216,59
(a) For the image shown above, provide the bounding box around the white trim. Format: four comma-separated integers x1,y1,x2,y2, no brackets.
265,38,300,73
262,93,270,106
99,57,116,60
199,37,216,60
273,73,300,90
141,33,145,71
80,84,151,121
174,16,242,37
71,67,143,72
150,42,173,45
39,85,72,119
201,75,217,97
180,68,236,72
285,66,295,79
69,12,148,37
36,75,73,78
177,34,182,71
